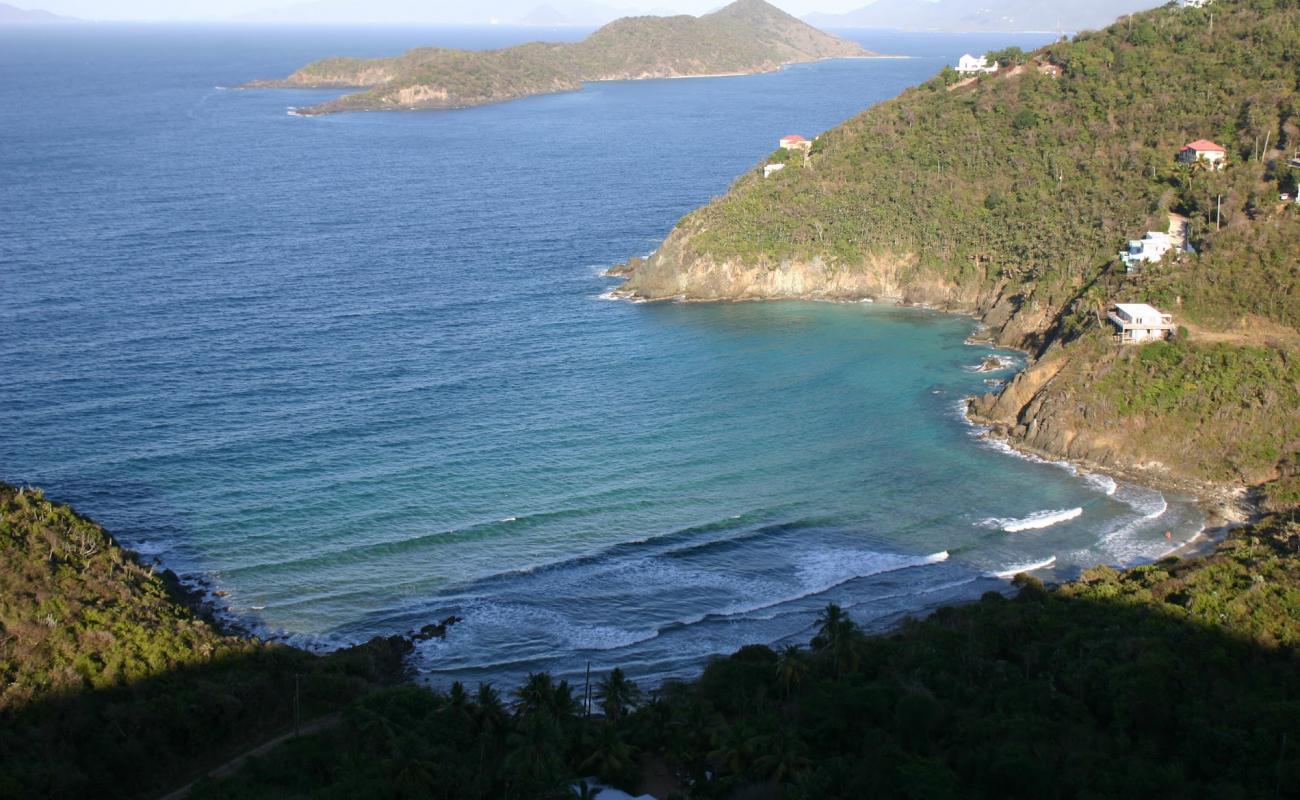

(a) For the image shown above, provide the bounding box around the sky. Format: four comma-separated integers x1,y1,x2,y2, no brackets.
18,0,887,22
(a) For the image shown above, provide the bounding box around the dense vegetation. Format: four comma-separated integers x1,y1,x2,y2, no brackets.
254,0,867,114
623,0,1300,492
668,0,1298,320
0,484,410,799
190,511,1300,799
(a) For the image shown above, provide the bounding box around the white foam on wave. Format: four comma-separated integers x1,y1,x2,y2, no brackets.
692,549,951,624
1114,483,1168,518
991,556,1057,578
1092,485,1173,562
127,538,172,557
964,354,1019,373
500,516,517,523
596,288,648,303
426,601,661,656
981,507,1083,532
1083,473,1118,496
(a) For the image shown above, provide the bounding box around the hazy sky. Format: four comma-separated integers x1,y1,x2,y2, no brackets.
24,0,886,22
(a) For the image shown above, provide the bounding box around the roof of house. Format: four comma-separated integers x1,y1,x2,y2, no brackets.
1181,139,1226,152
781,134,807,142
1114,302,1167,317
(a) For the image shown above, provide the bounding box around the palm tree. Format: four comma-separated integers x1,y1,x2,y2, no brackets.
514,672,581,722
812,603,860,677
474,682,508,736
514,672,556,719
503,712,566,793
596,668,642,722
752,728,811,783
811,603,848,651
579,723,638,787
775,645,810,698
708,722,755,778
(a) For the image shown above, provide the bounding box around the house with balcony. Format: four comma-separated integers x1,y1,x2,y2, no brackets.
1108,303,1175,344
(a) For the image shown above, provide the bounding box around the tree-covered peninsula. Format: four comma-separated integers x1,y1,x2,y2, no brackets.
616,0,1300,504
247,0,871,114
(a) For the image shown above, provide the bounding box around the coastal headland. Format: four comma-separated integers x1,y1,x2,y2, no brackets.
610,0,1300,523
246,0,875,114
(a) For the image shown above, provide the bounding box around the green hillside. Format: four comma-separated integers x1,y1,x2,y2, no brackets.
623,0,1300,492
250,0,868,114
0,484,410,799
633,0,1296,306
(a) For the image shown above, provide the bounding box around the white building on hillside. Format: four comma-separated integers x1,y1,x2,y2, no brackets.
1178,139,1227,170
957,54,998,75
1120,231,1174,271
779,134,810,151
1108,303,1175,344
1180,0,1211,8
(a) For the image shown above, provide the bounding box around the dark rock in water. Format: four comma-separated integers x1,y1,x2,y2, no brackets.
411,615,464,641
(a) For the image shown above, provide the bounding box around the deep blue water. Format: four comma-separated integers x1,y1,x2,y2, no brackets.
0,25,1199,687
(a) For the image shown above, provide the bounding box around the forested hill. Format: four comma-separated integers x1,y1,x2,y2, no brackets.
248,0,869,114
0,483,410,799
620,0,1300,494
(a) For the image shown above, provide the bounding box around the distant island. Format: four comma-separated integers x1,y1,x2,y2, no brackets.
246,0,875,115
0,2,75,23
807,0,1161,33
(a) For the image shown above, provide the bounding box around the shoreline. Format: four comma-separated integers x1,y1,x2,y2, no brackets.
604,274,1252,569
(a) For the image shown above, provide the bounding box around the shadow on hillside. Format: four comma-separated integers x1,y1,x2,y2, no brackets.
0,620,410,800
8,550,1297,800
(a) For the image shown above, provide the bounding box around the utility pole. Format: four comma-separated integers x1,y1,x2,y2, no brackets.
583,662,591,719
1216,194,1222,231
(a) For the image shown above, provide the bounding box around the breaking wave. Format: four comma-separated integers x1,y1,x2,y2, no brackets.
981,507,1083,532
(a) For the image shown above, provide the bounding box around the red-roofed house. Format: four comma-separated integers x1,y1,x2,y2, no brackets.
1178,139,1227,169
780,134,810,151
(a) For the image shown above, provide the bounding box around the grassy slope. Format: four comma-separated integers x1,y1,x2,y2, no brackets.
263,0,866,113
0,484,410,800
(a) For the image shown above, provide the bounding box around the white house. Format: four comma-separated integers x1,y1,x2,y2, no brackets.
1108,303,1175,344
779,134,810,151
1179,0,1211,8
1120,231,1174,271
1178,139,1227,169
957,54,998,75
763,163,786,179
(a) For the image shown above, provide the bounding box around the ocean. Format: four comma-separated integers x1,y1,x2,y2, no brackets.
0,24,1201,688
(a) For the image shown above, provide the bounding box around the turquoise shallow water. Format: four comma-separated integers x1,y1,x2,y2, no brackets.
0,25,1200,687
